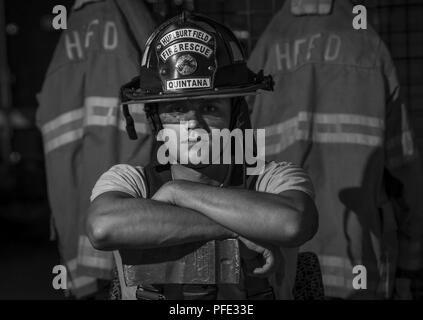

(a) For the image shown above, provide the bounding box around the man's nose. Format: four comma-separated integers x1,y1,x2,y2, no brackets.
186,119,199,129
183,110,201,128
182,109,209,132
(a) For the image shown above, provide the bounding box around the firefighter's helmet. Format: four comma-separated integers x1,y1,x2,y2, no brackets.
121,11,273,139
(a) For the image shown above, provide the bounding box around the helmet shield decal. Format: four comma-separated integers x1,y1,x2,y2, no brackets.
120,11,274,140
156,26,217,93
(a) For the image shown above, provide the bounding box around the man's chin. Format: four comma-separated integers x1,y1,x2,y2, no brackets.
172,153,212,166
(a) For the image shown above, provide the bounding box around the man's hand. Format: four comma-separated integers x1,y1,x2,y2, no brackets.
152,179,218,206
151,181,177,204
152,179,212,205
238,236,282,278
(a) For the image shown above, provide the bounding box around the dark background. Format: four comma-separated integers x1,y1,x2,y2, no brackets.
0,0,422,299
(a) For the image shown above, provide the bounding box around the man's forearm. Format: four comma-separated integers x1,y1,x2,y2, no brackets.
171,181,318,247
87,192,235,250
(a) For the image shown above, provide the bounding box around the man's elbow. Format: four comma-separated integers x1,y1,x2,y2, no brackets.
86,203,114,251
276,200,319,247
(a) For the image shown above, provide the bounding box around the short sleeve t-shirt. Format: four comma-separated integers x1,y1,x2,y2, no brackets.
91,161,314,201
90,162,315,300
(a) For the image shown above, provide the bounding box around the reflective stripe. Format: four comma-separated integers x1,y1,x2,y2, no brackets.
320,255,351,269
41,97,149,154
66,258,99,298
323,274,353,289
69,275,98,289
267,132,382,155
323,275,385,298
67,276,98,298
263,112,384,155
67,258,78,272
386,131,414,154
43,117,84,143
78,256,114,271
319,255,380,274
386,131,416,168
44,128,84,154
265,112,384,137
323,276,385,292
85,96,119,108
264,117,299,137
41,108,84,135
77,235,114,277
291,0,334,15
66,238,113,297
317,254,392,298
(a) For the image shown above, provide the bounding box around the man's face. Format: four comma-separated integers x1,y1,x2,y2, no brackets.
157,98,232,164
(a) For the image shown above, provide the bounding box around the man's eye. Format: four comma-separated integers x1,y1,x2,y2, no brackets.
170,105,185,113
203,105,217,113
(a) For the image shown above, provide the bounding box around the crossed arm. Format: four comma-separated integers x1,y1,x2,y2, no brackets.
86,180,318,251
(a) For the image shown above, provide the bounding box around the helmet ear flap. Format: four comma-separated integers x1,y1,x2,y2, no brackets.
144,103,163,135
121,102,163,140
121,76,140,140
122,104,138,140
230,97,257,169
230,97,252,131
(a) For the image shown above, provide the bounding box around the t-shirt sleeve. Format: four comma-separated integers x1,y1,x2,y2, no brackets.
90,164,147,202
255,161,315,199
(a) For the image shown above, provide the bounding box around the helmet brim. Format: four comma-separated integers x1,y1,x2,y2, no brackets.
120,72,273,105
122,85,266,104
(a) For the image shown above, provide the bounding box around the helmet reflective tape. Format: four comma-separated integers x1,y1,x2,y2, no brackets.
291,0,334,16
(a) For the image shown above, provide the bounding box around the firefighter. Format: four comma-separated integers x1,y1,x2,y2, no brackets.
36,0,155,298
247,0,423,299
86,11,319,300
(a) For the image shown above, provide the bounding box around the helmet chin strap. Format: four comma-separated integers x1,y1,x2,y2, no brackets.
122,103,138,140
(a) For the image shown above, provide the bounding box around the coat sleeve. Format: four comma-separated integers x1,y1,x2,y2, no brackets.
36,0,156,297
381,42,423,272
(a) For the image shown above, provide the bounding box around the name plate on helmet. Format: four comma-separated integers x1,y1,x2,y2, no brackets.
121,239,240,285
166,78,211,90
